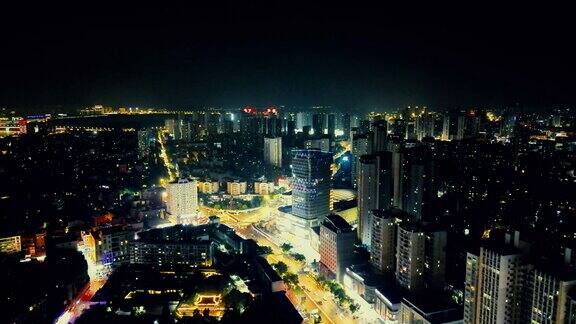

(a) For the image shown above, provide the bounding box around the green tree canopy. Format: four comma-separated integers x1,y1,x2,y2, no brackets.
292,253,306,262
258,245,273,255
273,261,288,275
283,272,299,287
280,243,293,253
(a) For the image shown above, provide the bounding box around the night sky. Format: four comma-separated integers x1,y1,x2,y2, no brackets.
1,1,574,112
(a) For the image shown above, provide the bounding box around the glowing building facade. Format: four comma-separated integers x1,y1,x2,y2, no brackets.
291,149,333,227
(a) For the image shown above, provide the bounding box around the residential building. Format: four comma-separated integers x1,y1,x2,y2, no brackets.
227,180,247,196
370,209,398,274
264,136,282,168
166,178,199,224
357,152,393,247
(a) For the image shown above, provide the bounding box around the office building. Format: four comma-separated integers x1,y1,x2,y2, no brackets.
264,136,282,168
166,179,199,224
319,214,356,281
291,149,332,226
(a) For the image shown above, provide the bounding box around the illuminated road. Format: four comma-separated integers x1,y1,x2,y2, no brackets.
231,223,358,324
55,242,111,324
199,205,266,225
332,142,351,177
158,129,177,185
54,279,106,324
333,141,351,160
199,193,283,228
158,137,369,323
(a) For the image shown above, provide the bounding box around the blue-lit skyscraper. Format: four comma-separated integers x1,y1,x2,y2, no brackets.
291,149,333,225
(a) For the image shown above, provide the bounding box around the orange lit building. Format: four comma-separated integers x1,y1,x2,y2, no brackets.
93,212,114,227
21,232,46,257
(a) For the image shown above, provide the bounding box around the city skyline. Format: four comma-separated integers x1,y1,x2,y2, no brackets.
1,2,576,324
1,104,575,323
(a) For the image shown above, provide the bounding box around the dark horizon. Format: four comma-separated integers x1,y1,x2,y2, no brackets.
1,1,575,112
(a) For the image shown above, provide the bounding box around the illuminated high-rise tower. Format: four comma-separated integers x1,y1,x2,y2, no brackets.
291,149,332,225
441,115,450,141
